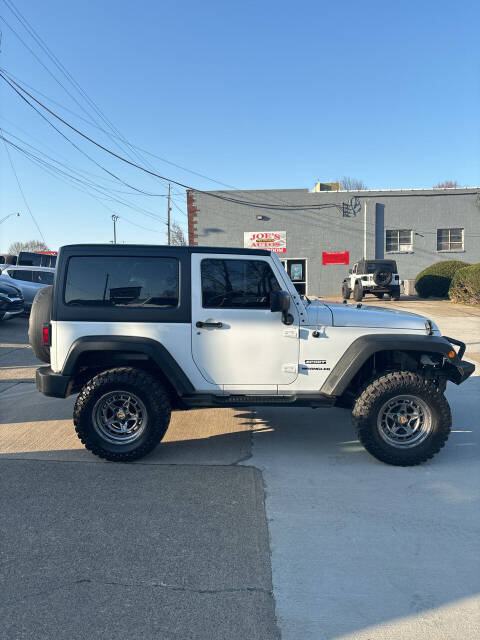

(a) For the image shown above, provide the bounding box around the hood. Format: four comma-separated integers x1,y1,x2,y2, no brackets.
308,301,438,332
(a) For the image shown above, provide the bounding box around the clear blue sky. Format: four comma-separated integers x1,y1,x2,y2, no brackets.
1,0,479,252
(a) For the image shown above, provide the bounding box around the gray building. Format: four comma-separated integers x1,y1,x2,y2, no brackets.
187,187,480,296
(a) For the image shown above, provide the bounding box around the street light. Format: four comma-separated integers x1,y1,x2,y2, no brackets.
111,215,119,244
0,212,21,225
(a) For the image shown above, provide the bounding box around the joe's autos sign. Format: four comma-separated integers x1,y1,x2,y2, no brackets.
244,231,286,253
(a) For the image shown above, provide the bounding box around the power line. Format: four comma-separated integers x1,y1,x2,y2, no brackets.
0,69,242,191
0,0,157,170
171,199,188,218
2,135,164,236
0,134,169,224
0,70,349,212
0,65,353,215
1,128,47,244
0,71,171,198
1,126,169,198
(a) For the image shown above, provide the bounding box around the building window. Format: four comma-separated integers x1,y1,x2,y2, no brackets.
386,229,413,252
437,228,464,251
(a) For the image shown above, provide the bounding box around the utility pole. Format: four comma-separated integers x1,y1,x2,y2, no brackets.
112,214,119,244
167,183,171,245
363,201,367,259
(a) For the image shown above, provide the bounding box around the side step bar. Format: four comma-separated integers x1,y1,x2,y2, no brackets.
181,393,336,409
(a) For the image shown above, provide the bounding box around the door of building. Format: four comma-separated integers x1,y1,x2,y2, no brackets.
280,259,307,295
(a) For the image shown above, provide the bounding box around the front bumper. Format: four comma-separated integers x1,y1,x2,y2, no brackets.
36,366,73,398
450,359,475,385
443,336,475,385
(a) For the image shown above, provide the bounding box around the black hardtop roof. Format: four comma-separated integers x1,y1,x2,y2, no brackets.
59,244,270,256
356,259,397,265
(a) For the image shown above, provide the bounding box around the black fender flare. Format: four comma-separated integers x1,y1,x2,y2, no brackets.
321,334,463,396
62,335,195,395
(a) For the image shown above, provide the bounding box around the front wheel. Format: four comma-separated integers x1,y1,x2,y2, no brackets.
74,367,171,461
352,371,451,466
353,283,363,302
342,284,351,299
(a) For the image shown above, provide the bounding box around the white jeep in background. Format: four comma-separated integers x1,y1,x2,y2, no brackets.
343,259,402,302
29,244,474,467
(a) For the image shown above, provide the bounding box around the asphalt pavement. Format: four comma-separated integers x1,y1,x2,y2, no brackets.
0,317,279,640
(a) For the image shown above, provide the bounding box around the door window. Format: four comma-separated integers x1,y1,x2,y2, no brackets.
33,271,55,285
201,259,280,309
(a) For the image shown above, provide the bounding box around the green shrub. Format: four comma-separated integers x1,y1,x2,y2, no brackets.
415,260,470,298
448,263,480,304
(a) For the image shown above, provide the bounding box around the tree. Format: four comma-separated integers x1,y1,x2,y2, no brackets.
434,180,460,188
170,222,186,246
341,176,368,190
8,239,49,254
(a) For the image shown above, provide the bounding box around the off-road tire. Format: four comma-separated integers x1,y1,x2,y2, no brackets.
74,367,171,462
342,284,351,299
352,371,451,466
28,285,53,363
374,292,384,299
353,283,363,302
390,286,401,301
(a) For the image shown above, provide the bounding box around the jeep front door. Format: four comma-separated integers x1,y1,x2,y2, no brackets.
191,254,299,387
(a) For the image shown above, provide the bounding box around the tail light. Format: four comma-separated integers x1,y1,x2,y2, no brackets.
42,323,51,347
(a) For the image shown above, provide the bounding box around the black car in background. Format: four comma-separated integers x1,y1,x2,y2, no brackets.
0,280,24,321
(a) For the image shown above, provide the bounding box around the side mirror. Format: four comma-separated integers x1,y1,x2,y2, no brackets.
270,290,293,325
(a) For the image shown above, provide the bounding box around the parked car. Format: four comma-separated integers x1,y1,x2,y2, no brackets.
342,259,402,301
0,265,55,311
0,279,24,321
29,244,474,466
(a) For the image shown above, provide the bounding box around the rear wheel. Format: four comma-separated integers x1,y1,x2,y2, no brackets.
390,286,401,301
342,284,351,299
353,283,363,302
352,371,451,466
74,367,171,462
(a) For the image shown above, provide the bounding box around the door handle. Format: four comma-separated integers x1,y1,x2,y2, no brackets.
196,321,223,328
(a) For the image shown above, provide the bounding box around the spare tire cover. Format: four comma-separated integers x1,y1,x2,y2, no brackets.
28,285,53,363
373,269,392,286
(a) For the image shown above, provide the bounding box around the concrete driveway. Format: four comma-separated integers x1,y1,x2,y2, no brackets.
1,301,479,639
247,299,480,639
